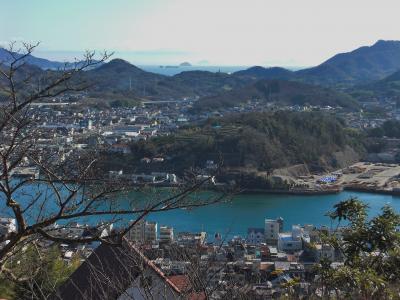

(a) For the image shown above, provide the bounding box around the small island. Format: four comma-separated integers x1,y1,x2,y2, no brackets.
179,62,192,67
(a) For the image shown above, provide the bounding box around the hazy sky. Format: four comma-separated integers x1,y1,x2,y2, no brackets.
1,0,400,66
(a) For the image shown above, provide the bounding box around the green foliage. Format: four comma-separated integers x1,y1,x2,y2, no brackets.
193,79,360,112
367,119,400,138
382,120,400,138
367,127,385,138
110,99,139,108
128,111,364,174
318,198,400,298
0,245,80,300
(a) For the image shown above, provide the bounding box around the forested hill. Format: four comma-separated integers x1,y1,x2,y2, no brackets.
236,40,400,86
127,111,365,174
357,70,400,99
233,66,294,80
301,40,400,85
192,79,359,112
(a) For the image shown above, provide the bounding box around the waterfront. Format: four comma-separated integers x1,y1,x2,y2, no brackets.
142,191,400,237
2,184,400,239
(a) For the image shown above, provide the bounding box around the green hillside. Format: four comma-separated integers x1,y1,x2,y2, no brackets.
127,111,365,174
193,79,359,112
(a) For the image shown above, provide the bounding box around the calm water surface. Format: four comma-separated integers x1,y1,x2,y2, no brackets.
2,184,400,238
143,191,400,237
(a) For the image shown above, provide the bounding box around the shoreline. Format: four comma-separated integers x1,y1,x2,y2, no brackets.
236,186,400,196
238,188,342,196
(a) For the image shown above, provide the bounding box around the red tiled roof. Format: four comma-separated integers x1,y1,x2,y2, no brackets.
188,291,207,300
167,275,191,292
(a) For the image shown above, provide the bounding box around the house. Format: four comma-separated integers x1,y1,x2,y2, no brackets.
277,225,306,252
246,228,265,245
52,238,197,300
110,144,132,154
113,125,142,137
177,232,207,247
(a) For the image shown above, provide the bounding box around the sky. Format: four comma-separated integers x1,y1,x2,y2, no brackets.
1,0,400,66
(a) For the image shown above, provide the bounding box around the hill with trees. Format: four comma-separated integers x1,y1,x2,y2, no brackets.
354,70,400,101
192,79,359,112
297,40,400,85
84,60,254,100
126,111,364,176
233,66,294,80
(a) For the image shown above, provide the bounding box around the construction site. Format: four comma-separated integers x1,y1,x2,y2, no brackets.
293,162,400,194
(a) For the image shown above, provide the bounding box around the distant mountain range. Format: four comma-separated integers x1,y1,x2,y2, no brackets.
297,40,400,85
79,59,252,100
3,40,400,108
0,48,102,70
235,40,400,86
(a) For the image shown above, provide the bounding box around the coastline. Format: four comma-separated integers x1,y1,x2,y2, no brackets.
238,188,342,196
237,186,400,196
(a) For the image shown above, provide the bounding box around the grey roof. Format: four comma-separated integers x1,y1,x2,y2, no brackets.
51,238,181,300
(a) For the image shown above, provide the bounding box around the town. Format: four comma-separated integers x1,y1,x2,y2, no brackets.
3,1,400,297
7,91,400,197
0,214,349,299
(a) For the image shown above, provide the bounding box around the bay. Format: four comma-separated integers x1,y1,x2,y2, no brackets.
2,184,400,239
143,191,400,238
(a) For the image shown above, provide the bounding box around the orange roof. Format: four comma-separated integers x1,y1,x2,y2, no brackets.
167,275,191,292
188,291,207,300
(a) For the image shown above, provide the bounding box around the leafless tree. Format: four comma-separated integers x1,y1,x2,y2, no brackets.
0,42,227,289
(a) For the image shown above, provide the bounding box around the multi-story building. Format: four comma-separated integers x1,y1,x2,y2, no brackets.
127,220,158,244
265,218,281,245
159,226,174,243
277,225,305,252
144,221,157,242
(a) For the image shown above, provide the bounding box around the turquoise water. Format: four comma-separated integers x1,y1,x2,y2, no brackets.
2,184,400,238
143,191,400,237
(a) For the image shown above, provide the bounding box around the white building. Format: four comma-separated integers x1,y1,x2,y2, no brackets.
277,225,305,252
128,220,158,244
265,218,281,244
0,218,16,236
159,226,174,243
0,218,16,248
177,232,207,246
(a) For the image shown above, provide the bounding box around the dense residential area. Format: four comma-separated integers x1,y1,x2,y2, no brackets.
2,1,400,298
